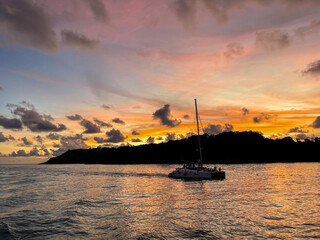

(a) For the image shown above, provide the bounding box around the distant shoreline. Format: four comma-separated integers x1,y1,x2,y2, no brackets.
42,131,320,165
41,160,320,165
42,160,320,165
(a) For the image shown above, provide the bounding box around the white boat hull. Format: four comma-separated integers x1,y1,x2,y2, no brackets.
168,168,225,180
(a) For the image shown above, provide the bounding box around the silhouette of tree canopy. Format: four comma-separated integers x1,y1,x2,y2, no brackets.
43,131,319,164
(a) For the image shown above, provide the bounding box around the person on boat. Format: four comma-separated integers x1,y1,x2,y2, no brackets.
219,167,221,172
214,166,217,171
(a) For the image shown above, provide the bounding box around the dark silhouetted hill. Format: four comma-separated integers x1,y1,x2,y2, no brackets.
42,131,320,164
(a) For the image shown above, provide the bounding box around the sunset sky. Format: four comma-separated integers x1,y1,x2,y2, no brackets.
1,0,320,164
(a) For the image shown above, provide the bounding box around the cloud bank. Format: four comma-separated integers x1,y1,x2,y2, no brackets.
105,129,126,143
203,124,234,135
146,136,155,144
242,107,250,116
302,60,320,77
66,114,83,121
112,118,125,125
255,29,291,51
6,102,67,132
311,116,320,128
253,113,272,123
80,119,101,134
61,30,99,50
132,130,140,135
94,119,112,128
0,0,57,52
52,134,88,156
0,132,15,142
84,0,109,23
0,115,23,130
153,104,181,128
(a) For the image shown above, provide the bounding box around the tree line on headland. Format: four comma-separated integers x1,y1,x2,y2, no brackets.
42,131,320,164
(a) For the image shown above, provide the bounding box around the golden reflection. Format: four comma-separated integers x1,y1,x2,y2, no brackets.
239,163,320,238
1,164,319,239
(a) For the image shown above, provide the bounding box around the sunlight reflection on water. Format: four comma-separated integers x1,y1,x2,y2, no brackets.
0,163,319,239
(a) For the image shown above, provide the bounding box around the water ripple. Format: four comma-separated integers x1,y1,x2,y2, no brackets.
0,163,319,239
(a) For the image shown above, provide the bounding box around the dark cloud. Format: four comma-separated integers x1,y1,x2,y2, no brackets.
132,130,140,135
61,30,99,50
52,134,88,156
0,0,57,52
29,147,40,156
0,132,15,142
253,113,271,123
120,142,132,147
295,133,314,141
156,136,163,141
95,133,127,143
94,137,108,143
269,133,286,139
282,0,320,7
0,85,3,91
46,133,61,140
66,114,83,121
171,0,245,27
295,20,320,39
302,60,320,77
42,148,51,156
131,138,142,143
101,104,111,110
186,132,195,138
311,116,320,128
201,0,245,23
183,114,190,119
8,134,15,141
102,143,115,148
153,104,181,128
146,136,155,144
255,29,291,51
94,119,112,128
166,133,176,141
21,137,32,146
178,134,185,139
105,129,126,143
10,149,28,157
242,107,249,116
170,0,197,29
34,135,43,144
80,119,101,134
0,152,6,157
288,127,308,133
203,123,234,135
10,147,50,157
7,102,67,132
0,115,23,130
59,134,87,149
171,1,320,30
224,42,244,59
112,118,125,125
85,0,109,23
53,143,60,148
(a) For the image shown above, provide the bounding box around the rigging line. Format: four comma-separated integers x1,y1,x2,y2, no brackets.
193,111,197,134
199,115,204,134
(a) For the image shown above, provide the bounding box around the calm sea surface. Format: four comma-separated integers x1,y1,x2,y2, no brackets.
0,163,319,239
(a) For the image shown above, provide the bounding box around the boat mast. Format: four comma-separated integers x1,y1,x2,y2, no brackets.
194,99,203,167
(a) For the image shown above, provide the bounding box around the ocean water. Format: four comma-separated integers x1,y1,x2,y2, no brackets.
0,163,319,239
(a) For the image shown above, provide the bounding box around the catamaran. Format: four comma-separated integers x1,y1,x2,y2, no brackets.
168,99,226,180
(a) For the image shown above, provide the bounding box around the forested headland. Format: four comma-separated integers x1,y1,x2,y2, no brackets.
42,131,320,164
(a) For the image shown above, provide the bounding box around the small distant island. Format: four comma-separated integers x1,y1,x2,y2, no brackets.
42,131,320,164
